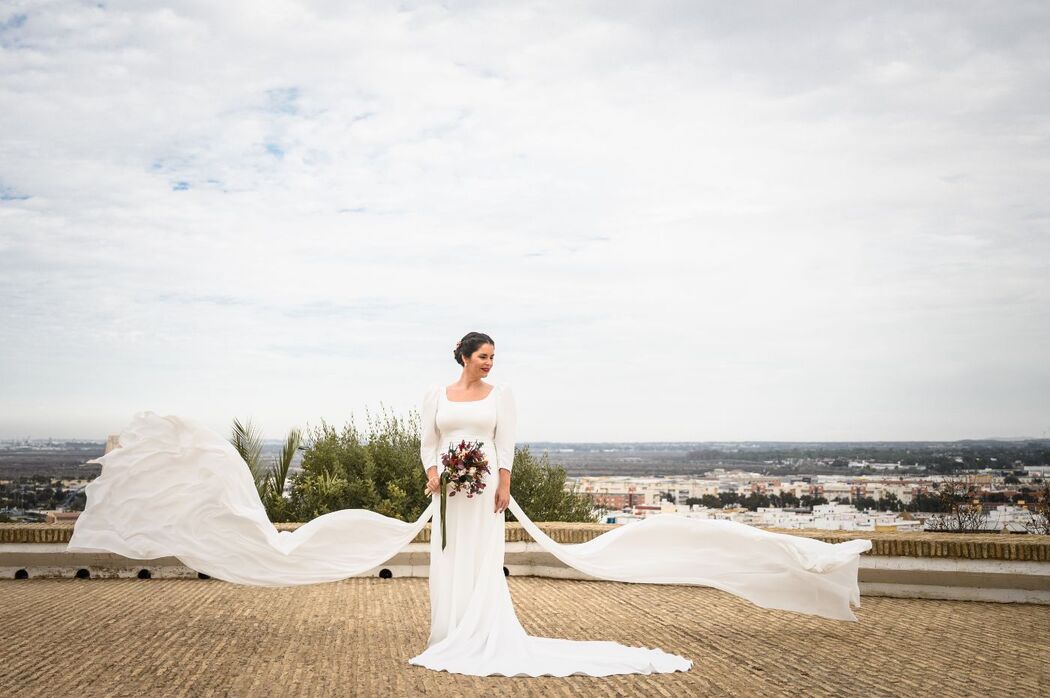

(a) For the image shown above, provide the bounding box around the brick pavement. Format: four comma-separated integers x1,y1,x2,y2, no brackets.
1,576,1047,697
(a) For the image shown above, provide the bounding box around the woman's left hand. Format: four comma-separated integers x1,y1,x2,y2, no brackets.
494,482,510,514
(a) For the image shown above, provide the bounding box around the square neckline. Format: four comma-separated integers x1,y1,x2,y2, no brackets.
443,385,496,403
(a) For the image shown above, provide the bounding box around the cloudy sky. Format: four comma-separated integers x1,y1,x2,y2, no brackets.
1,1,1048,442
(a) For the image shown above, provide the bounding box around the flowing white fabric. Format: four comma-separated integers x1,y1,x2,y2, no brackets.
67,384,872,677
66,411,437,585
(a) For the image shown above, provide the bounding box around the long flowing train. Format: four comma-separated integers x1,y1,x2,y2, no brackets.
68,411,871,621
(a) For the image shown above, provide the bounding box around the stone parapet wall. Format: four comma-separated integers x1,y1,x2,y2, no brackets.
764,528,1050,561
5,522,1050,561
0,524,78,544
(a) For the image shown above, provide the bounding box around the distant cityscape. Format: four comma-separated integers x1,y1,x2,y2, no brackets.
3,436,1048,533
570,467,1049,534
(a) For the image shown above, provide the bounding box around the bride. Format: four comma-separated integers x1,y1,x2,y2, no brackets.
67,331,872,677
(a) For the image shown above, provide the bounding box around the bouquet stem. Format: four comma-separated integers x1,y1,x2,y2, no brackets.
439,470,450,551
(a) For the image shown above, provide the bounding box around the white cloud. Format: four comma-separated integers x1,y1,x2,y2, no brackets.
1,0,1048,441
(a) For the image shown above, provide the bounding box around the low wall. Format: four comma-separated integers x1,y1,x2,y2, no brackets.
3,522,1049,604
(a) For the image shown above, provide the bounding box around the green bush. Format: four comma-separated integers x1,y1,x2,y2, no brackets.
285,406,596,524
289,405,428,522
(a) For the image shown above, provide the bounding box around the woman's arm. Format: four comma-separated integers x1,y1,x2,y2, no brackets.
493,384,516,473
494,385,516,513
495,468,511,513
419,385,440,477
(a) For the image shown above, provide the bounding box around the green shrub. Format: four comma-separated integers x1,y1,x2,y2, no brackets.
289,405,429,522
287,406,596,523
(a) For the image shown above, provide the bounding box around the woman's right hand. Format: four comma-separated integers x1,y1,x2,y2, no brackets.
425,473,441,495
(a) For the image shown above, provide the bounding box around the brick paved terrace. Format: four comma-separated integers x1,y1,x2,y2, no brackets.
2,575,1048,697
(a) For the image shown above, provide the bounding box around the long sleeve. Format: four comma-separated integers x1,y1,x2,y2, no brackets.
493,384,517,473
419,384,440,475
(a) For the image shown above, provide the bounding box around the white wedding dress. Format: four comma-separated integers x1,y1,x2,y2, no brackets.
67,382,872,677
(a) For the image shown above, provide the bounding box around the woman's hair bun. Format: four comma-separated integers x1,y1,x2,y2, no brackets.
453,332,494,366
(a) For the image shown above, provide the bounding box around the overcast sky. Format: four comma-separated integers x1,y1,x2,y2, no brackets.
1,1,1048,442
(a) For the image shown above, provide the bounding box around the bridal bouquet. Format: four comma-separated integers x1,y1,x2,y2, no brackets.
437,440,491,550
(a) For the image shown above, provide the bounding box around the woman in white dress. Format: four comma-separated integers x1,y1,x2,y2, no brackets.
409,332,691,675
67,331,872,677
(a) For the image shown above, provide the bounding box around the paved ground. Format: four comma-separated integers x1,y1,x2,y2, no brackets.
2,576,1047,697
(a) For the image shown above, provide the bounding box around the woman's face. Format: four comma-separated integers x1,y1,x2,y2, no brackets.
463,343,494,377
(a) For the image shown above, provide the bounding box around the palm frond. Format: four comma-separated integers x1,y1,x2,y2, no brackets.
231,417,266,492
265,427,301,500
